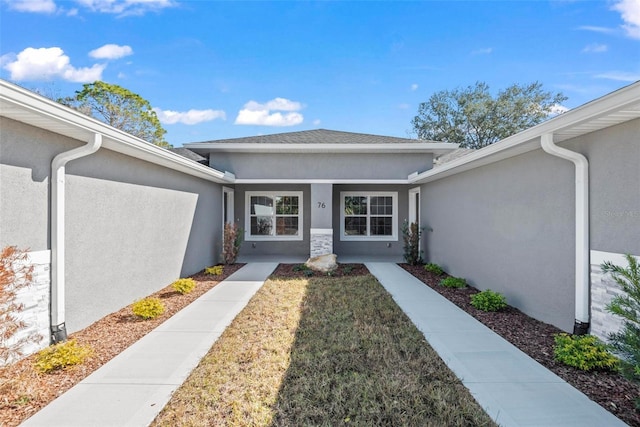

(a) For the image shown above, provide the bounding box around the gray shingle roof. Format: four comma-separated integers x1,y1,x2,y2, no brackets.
169,147,208,163
190,129,425,145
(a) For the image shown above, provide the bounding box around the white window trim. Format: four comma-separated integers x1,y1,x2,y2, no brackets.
340,191,398,241
245,191,304,241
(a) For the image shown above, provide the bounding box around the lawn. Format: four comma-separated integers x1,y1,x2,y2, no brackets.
152,273,495,426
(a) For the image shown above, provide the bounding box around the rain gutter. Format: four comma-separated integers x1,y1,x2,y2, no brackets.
540,133,590,335
50,133,102,343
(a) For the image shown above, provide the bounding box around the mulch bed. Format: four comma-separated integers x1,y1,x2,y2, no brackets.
0,264,244,427
400,263,640,427
271,263,370,278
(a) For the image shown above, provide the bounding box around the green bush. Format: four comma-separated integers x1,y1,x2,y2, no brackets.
470,290,507,312
303,269,314,277
132,297,165,320
402,221,423,265
293,264,311,272
424,263,444,276
602,254,640,388
205,265,224,276
34,340,93,373
553,333,618,371
172,278,197,294
439,276,467,288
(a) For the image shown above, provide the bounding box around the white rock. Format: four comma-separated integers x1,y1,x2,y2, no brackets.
305,254,338,273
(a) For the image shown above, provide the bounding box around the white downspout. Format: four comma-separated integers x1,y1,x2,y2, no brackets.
540,133,590,335
50,133,102,343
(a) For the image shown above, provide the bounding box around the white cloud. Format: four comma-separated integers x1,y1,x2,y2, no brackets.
577,25,616,35
2,47,105,82
5,0,56,13
471,47,493,55
582,43,608,53
154,108,226,125
74,0,176,16
89,44,133,60
595,71,640,81
410,83,418,91
549,104,569,116
235,97,304,127
312,119,321,126
612,0,640,39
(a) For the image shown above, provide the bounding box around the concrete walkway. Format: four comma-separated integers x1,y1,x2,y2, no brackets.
366,263,627,427
21,262,278,427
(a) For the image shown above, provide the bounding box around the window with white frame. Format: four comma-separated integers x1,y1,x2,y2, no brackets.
340,192,397,240
245,191,303,240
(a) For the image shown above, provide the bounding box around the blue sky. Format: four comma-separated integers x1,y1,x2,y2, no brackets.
1,0,639,146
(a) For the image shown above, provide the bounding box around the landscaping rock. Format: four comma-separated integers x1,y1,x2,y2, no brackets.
305,254,338,273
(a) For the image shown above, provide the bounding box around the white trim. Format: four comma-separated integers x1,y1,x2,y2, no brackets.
310,228,333,235
409,81,640,185
340,191,398,241
245,191,304,241
234,178,410,184
408,187,421,227
185,142,458,155
0,80,233,184
591,250,640,266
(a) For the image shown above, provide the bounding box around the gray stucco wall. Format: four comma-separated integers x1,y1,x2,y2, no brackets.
421,148,576,332
565,118,640,255
1,117,222,333
209,152,433,180
420,119,640,332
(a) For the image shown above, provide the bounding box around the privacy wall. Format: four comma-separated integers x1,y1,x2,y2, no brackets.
0,117,222,334
420,119,639,333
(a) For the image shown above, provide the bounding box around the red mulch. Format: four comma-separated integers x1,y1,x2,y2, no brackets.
400,263,640,427
0,264,244,427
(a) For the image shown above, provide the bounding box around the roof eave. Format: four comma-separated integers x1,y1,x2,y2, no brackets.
0,80,233,184
410,81,640,185
185,142,459,155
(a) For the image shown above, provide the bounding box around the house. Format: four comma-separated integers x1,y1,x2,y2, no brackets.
1,78,639,360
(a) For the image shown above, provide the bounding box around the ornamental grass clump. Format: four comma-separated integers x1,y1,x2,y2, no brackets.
132,297,165,320
553,333,618,372
440,276,467,288
471,290,507,312
205,265,224,276
171,278,196,295
424,263,444,276
34,340,93,374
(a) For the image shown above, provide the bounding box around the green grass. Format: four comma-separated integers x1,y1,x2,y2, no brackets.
152,275,494,427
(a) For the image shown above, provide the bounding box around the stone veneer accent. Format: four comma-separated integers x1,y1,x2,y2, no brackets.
3,250,51,364
590,250,637,342
310,229,333,258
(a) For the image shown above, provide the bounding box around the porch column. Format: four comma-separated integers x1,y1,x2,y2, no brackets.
310,183,333,257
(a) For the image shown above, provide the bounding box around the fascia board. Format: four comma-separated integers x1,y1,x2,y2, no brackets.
184,142,459,155
410,81,640,185
0,80,233,184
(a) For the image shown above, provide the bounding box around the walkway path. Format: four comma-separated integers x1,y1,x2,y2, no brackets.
21,263,278,427
366,262,627,427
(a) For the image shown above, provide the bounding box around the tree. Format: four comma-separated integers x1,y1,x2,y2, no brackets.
411,81,567,149
61,81,170,148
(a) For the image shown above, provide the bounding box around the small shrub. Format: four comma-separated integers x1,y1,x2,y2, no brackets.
342,265,354,275
424,263,444,276
303,269,314,277
132,297,165,320
293,264,310,272
222,223,243,265
402,221,424,265
172,278,197,295
553,333,618,371
205,265,224,276
471,290,507,312
439,276,467,288
34,340,93,373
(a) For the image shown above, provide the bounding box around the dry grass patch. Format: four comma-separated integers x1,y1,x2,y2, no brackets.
154,274,494,426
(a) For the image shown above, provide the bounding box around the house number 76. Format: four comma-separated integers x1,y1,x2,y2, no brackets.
317,202,326,208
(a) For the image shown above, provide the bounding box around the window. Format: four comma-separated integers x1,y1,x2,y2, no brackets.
245,191,303,241
340,192,397,241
